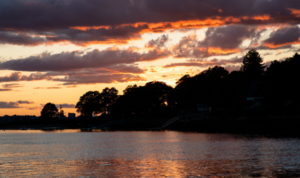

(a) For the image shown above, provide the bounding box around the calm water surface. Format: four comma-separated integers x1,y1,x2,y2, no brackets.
1,130,300,177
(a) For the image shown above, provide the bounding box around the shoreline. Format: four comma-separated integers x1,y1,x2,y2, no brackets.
2,112,300,137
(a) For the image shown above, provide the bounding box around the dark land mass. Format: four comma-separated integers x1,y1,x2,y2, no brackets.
2,106,300,138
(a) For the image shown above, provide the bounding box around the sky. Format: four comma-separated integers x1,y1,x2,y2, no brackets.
1,0,300,116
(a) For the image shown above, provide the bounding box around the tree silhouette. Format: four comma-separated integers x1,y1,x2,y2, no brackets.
98,87,119,114
41,103,58,119
112,81,173,116
240,49,265,79
174,66,229,112
263,53,300,111
76,88,119,117
76,91,101,117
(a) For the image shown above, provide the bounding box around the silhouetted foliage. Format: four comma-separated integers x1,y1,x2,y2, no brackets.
263,53,300,111
76,91,101,117
41,103,58,119
98,87,119,114
76,88,119,117
112,81,173,116
174,66,229,112
240,49,266,79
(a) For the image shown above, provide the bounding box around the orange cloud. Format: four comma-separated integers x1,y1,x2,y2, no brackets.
207,47,240,55
263,38,300,48
288,8,300,17
70,15,273,36
242,15,271,21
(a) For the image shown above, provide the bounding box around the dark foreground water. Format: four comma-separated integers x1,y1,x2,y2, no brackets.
1,130,300,177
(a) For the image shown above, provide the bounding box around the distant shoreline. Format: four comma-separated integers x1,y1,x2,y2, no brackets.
2,115,300,137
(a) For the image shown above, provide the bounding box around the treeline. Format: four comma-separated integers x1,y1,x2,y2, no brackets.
41,49,300,122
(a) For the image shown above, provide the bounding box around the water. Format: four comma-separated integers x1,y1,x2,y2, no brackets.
1,130,300,177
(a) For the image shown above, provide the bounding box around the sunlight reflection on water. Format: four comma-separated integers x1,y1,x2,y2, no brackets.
0,131,300,177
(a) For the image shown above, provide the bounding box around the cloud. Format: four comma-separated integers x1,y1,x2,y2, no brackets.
172,34,199,58
0,83,24,92
0,101,20,108
107,64,146,74
0,68,147,86
2,83,24,88
0,48,171,72
0,100,33,108
57,104,76,108
172,26,258,58
163,56,243,68
1,1,300,46
263,26,300,48
17,100,34,104
0,72,51,82
26,106,41,110
145,34,169,48
198,25,255,52
0,89,12,91
0,31,46,46
54,73,147,85
34,87,62,89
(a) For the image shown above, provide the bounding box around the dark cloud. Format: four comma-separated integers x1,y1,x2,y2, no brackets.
54,73,146,85
0,48,171,71
0,89,12,91
263,26,300,48
172,26,258,59
1,0,299,29
164,56,243,68
17,100,34,104
0,72,51,82
0,100,34,109
0,101,20,108
2,83,24,88
57,104,76,108
0,27,145,46
0,0,300,46
107,64,146,74
0,31,45,46
172,34,200,58
198,25,255,50
0,68,147,86
145,34,168,48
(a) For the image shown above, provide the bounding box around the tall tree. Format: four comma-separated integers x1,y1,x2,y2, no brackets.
240,49,265,79
41,103,58,119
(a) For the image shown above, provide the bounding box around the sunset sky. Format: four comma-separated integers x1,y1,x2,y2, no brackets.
1,0,300,116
